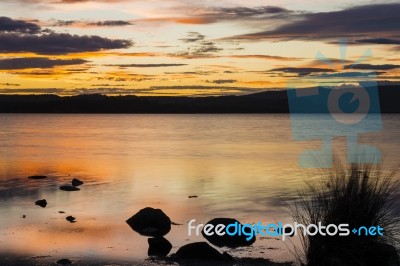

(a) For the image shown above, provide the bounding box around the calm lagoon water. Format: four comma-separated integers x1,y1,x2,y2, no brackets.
0,114,399,264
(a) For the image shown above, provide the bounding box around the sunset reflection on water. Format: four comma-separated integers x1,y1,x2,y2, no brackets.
0,114,399,263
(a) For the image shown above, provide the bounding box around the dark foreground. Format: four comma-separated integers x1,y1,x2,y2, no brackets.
0,254,293,266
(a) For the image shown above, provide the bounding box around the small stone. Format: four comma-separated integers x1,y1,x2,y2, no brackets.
176,242,231,261
148,237,172,257
28,175,47,179
66,216,76,223
22,215,26,218
188,195,198,198
72,178,84,187
59,185,80,191
56,258,72,265
35,199,47,208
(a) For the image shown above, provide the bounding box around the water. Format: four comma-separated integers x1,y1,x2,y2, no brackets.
0,114,399,264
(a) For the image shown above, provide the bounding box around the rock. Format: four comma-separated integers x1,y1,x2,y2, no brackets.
126,207,171,237
56,258,72,265
28,175,47,179
176,242,232,261
66,216,76,223
72,178,83,187
35,199,47,208
59,185,80,191
148,237,172,257
59,211,65,214
22,215,26,218
188,195,198,198
201,218,256,248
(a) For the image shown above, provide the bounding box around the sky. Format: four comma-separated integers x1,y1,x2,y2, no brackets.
0,0,399,96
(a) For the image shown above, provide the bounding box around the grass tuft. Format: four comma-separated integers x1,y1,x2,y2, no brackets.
289,161,400,266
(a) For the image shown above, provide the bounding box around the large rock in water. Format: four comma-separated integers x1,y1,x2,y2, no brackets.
201,218,256,248
148,237,172,257
175,242,232,261
126,207,171,237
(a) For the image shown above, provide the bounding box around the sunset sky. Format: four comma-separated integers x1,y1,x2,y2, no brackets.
0,0,399,96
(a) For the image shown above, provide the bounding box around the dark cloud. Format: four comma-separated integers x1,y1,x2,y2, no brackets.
172,33,223,58
108,63,187,68
318,72,380,78
193,41,222,54
345,64,400,71
0,88,66,94
229,54,303,61
52,19,132,27
0,85,264,96
0,83,20,86
0,32,133,54
355,38,400,45
91,84,128,87
228,3,400,42
269,67,334,76
88,20,132,26
147,85,264,95
135,5,292,25
217,6,290,17
207,79,237,84
0,16,41,34
51,20,75,26
0,57,87,69
164,70,216,75
179,32,205,43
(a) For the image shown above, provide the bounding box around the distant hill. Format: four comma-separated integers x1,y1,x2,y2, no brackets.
0,85,398,113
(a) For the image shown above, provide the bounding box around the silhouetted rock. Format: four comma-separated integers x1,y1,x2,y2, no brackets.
59,211,65,214
28,175,47,179
175,242,232,261
35,199,47,208
188,195,198,198
148,237,172,257
22,215,26,218
72,178,83,187
66,216,76,223
56,258,72,265
126,207,171,237
201,218,256,248
59,185,80,191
